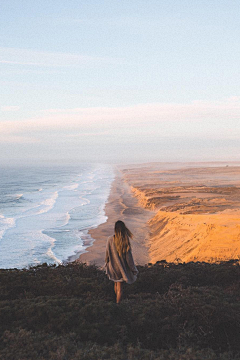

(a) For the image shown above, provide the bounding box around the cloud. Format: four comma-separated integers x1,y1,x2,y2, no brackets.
0,135,40,144
0,47,125,68
38,98,240,131
66,131,110,138
1,106,20,112
0,97,240,143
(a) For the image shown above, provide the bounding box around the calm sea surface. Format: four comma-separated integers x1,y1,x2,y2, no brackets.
0,164,114,269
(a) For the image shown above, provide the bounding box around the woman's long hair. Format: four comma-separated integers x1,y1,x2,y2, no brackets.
114,220,133,256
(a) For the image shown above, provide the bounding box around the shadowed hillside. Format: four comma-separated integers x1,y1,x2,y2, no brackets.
1,261,240,359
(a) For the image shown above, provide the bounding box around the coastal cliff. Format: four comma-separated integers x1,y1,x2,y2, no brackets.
123,164,240,264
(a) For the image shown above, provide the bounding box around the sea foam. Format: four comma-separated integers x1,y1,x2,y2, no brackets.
0,164,114,269
0,215,16,240
38,191,59,215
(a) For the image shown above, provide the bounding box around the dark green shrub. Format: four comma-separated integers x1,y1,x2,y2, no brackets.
1,260,240,358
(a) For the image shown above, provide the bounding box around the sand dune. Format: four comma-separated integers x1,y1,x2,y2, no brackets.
148,210,240,263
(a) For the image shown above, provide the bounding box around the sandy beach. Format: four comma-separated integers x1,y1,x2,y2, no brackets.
78,162,240,266
77,167,155,267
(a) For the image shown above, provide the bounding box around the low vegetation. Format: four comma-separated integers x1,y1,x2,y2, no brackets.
1,260,240,359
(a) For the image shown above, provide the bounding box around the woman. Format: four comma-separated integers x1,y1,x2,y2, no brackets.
105,220,138,303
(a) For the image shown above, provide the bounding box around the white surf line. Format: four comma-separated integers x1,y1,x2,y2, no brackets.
38,191,59,215
0,214,16,240
41,231,62,265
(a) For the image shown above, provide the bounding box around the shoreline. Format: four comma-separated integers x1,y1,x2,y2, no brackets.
72,162,240,267
76,167,154,268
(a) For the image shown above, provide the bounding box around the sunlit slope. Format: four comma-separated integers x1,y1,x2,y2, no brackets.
148,210,240,263
122,164,240,263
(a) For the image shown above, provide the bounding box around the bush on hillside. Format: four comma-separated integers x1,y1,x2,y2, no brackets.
1,260,240,359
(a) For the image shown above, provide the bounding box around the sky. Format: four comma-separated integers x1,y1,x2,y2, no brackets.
0,0,240,165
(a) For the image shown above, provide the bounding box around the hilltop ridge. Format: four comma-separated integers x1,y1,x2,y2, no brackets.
1,261,240,359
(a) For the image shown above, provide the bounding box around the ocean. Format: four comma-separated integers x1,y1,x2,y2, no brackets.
0,163,114,269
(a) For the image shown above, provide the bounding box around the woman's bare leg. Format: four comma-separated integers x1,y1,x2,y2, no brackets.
114,282,117,295
116,282,123,304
